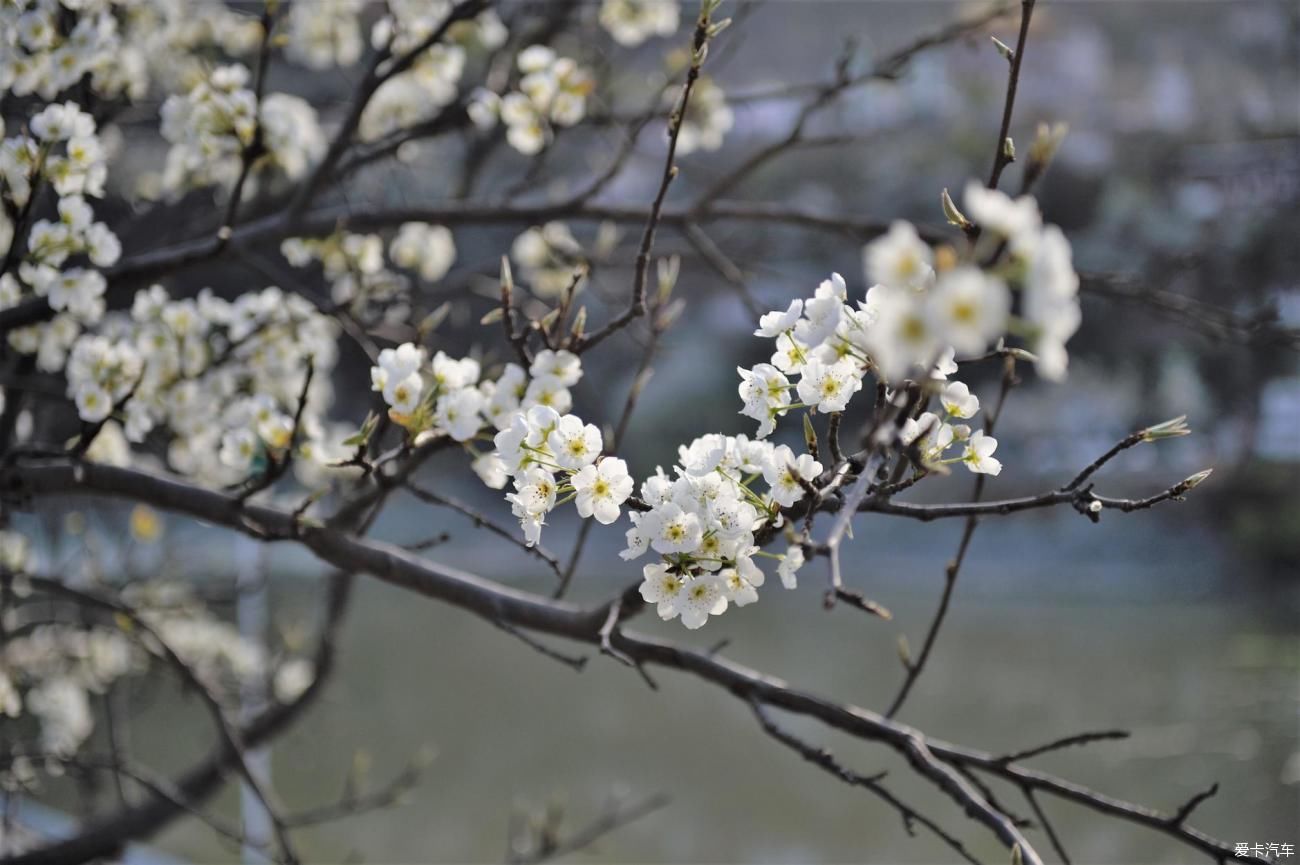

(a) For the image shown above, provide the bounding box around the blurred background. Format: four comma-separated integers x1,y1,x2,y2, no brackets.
18,0,1300,862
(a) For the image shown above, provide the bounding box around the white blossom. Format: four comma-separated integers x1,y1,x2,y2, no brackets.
940,381,980,419
571,457,634,524
599,0,679,46
864,221,934,292
961,430,1002,476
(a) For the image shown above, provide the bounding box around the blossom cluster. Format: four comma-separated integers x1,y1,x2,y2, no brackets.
0,609,137,757
3,104,119,370
599,0,680,47
863,181,1081,381
736,182,1081,456
53,284,347,490
1,0,263,104
624,434,812,628
470,46,594,155
285,0,365,70
281,223,453,329
0,576,303,763
371,344,606,501
281,228,423,325
361,5,506,145
899,381,1002,475
2,101,108,206
158,64,324,195
510,221,586,298
495,406,633,545
466,187,1080,627
962,184,1082,379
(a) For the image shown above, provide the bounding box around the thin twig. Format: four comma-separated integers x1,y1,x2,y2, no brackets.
885,357,1017,718
506,793,670,865
986,0,1036,190
997,729,1131,765
750,700,985,865
573,4,716,354
1024,786,1072,865
404,481,563,578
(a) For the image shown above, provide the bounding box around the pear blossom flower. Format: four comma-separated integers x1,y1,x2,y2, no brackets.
940,381,980,419
389,222,456,282
621,512,650,561
220,428,259,470
472,453,509,490
754,300,802,338
75,384,112,422
523,375,573,414
964,181,1041,245
507,468,558,546
530,349,583,387
770,331,812,375
795,358,862,414
961,430,1002,476
372,343,424,394
384,372,423,415
864,221,934,292
547,413,602,470
900,411,955,462
434,388,485,441
721,562,762,606
677,574,728,629
738,363,791,437
930,346,959,380
599,0,679,46
778,545,805,589
928,267,1010,355
639,563,685,620
642,502,703,555
794,274,846,348
763,445,822,508
430,350,479,390
1022,225,1082,381
571,458,634,524
866,286,940,383
673,76,733,155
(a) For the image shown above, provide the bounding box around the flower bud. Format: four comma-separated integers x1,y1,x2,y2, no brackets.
1140,415,1190,442
941,188,972,231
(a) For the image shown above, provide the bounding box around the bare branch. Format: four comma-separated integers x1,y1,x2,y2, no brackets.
1,460,1262,865
506,792,670,865
997,729,1131,765
986,1,1036,190
885,357,1018,719
750,700,985,865
1168,783,1220,828
572,4,717,354
404,480,563,579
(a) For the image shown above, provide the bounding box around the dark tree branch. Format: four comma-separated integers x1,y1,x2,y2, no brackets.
885,356,1018,719
997,729,1131,765
986,0,1036,190
1024,787,1072,865
284,0,489,224
506,792,670,865
750,700,985,865
0,569,355,865
572,3,716,355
